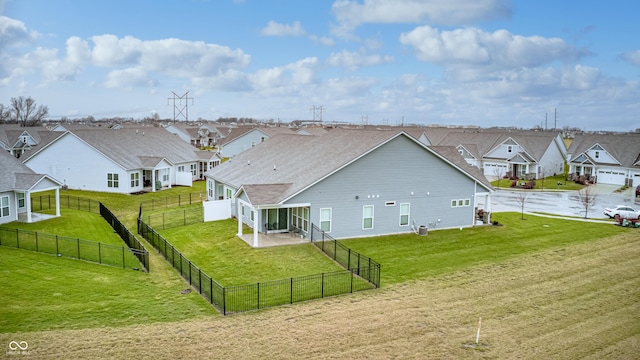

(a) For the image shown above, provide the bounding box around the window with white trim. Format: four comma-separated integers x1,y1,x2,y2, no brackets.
292,207,309,232
190,163,197,176
226,188,233,199
320,208,332,232
1,196,9,217
363,205,374,229
178,165,185,172
17,193,25,209
451,199,471,207
399,203,410,226
130,172,139,187
208,180,214,198
162,169,169,182
107,173,119,188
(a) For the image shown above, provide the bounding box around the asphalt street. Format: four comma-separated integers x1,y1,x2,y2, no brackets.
478,184,639,219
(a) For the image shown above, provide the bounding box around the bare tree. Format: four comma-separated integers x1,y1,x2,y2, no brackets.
577,185,597,219
513,190,530,220
10,96,49,127
492,165,503,189
0,104,11,123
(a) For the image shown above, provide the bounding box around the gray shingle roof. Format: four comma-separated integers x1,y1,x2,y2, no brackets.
24,127,200,170
0,150,54,191
568,133,640,167
208,129,493,205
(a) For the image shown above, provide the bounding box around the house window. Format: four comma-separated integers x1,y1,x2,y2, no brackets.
107,173,119,188
178,165,185,172
594,151,600,159
452,199,471,207
241,205,245,216
451,200,457,207
292,207,309,232
363,205,374,230
131,172,139,187
226,188,233,199
320,208,332,232
464,199,471,206
507,145,513,153
400,203,410,226
251,141,256,147
162,169,169,182
250,210,254,221
1,196,9,217
17,193,25,209
208,180,214,199
458,149,464,156
190,164,197,176
261,137,266,142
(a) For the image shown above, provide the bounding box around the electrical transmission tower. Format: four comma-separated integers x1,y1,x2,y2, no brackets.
310,105,324,122
167,91,194,123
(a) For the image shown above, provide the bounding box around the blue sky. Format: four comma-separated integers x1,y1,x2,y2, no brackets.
1,0,639,131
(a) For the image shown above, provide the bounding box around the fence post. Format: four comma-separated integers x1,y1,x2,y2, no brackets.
223,287,226,315
321,273,325,298
122,247,125,268
257,282,260,309
210,278,213,304
98,242,102,264
199,269,201,293
290,277,293,304
16,228,19,248
350,269,354,293
347,248,351,270
56,234,59,254
334,239,337,260
35,232,38,252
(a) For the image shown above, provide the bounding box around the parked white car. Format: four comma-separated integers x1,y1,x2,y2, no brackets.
604,205,640,219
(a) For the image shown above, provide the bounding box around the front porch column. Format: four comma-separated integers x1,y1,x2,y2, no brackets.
25,190,32,223
237,201,243,238
485,193,492,223
152,170,157,192
252,208,259,247
55,187,60,216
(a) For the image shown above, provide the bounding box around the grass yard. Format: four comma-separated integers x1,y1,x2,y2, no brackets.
2,230,637,359
339,212,628,285
158,219,345,286
0,246,217,333
2,208,128,246
492,174,585,190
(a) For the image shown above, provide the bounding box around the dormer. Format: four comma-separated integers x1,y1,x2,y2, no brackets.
586,143,619,164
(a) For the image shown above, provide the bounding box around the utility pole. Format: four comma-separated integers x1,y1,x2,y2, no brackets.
168,91,194,123
545,112,548,130
310,105,324,122
361,115,368,125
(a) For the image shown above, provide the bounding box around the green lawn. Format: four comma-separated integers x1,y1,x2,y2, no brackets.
2,208,128,246
338,212,628,285
492,174,585,190
0,246,217,333
158,219,344,286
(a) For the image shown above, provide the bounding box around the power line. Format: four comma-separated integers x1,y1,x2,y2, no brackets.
167,91,194,123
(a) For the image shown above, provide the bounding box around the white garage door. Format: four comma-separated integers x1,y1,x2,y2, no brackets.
597,169,626,185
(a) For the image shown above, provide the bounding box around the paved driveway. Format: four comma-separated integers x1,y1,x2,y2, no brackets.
479,184,639,219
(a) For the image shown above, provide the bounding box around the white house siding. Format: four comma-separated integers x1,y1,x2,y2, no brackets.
0,190,18,225
287,135,478,239
220,130,269,158
538,141,566,177
483,162,508,177
24,133,131,193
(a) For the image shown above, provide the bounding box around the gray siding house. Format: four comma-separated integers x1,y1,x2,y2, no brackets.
205,129,493,245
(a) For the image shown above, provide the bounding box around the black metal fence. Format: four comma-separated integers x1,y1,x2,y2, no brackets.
0,227,142,270
310,224,381,288
30,194,101,214
100,203,149,271
139,192,204,212
137,216,376,315
141,206,203,230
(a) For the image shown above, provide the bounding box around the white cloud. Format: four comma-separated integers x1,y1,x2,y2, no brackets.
331,0,511,36
621,49,640,66
326,50,394,70
260,21,306,37
309,34,335,46
0,16,39,47
250,57,318,94
400,26,589,72
105,67,157,89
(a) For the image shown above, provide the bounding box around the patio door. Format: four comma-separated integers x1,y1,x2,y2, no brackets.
266,208,289,232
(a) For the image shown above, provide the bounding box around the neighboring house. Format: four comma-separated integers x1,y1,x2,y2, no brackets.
0,124,43,158
22,128,201,194
428,129,567,179
195,150,223,179
567,133,640,186
0,150,62,225
163,123,225,148
217,126,294,158
205,129,493,245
